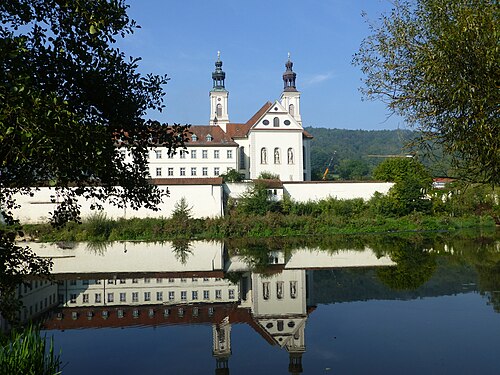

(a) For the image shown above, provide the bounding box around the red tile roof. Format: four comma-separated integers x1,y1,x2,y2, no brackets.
187,125,238,146
151,177,223,185
245,102,273,126
225,123,252,138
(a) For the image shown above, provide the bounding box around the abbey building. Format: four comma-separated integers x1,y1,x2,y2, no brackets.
147,53,313,181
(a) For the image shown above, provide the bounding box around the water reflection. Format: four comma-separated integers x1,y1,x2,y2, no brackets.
4,234,500,374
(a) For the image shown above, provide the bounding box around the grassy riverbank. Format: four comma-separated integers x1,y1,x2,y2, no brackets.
22,211,495,242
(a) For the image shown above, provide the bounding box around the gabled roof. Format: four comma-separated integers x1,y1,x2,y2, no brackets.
246,102,274,126
225,123,252,138
187,125,238,146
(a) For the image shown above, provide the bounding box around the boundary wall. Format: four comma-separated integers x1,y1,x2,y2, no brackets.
11,181,393,224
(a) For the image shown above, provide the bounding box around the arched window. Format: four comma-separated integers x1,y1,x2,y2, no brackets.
273,117,279,127
274,148,280,164
289,104,295,117
216,103,222,117
287,148,294,164
239,146,245,169
261,148,267,164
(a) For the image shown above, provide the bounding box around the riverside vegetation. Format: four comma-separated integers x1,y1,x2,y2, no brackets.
21,179,499,243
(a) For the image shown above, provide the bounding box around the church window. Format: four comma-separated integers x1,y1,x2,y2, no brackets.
263,119,269,125
263,282,270,300
274,148,280,164
216,103,222,117
277,320,284,332
277,281,284,299
289,104,295,117
284,120,291,126
261,148,267,164
191,134,198,141
239,147,246,169
290,281,297,299
287,148,294,164
273,117,279,127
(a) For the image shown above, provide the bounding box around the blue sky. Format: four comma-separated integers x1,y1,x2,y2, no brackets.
118,0,405,130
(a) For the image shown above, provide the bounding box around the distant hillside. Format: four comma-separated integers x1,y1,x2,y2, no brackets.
305,127,416,180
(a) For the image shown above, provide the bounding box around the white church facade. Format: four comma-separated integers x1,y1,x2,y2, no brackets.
145,54,313,182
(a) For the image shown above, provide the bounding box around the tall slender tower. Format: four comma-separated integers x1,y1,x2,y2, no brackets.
210,51,230,132
280,53,302,126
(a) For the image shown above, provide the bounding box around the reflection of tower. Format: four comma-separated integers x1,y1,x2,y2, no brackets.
213,318,231,375
286,322,306,374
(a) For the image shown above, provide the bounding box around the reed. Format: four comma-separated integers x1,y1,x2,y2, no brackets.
0,325,62,375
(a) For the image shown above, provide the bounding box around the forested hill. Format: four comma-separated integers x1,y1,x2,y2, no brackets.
305,127,418,180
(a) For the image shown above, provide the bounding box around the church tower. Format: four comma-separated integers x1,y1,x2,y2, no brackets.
210,51,230,132
280,53,302,126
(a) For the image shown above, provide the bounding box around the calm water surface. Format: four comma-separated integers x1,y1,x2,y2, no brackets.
23,235,500,374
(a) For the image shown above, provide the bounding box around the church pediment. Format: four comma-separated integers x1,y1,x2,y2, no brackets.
254,316,307,348
250,100,303,131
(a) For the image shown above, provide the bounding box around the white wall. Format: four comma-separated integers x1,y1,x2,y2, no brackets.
283,181,393,202
11,183,223,224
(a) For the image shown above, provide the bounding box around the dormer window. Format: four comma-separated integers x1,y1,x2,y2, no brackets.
191,134,198,142
206,134,213,142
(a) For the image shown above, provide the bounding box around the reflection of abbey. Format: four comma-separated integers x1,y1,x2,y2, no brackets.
11,242,395,374
136,53,313,182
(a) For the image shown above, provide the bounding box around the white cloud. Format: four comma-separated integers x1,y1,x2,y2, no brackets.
304,72,335,86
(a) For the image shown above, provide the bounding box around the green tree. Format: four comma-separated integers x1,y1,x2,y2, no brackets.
354,0,499,185
0,0,188,322
372,158,432,215
237,182,281,215
0,0,189,227
337,159,370,180
220,168,244,182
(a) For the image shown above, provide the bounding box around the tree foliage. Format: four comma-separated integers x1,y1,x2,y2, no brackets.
0,0,190,227
372,158,433,215
0,0,189,323
354,0,499,185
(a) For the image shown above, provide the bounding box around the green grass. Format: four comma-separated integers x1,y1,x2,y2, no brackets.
0,325,61,375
